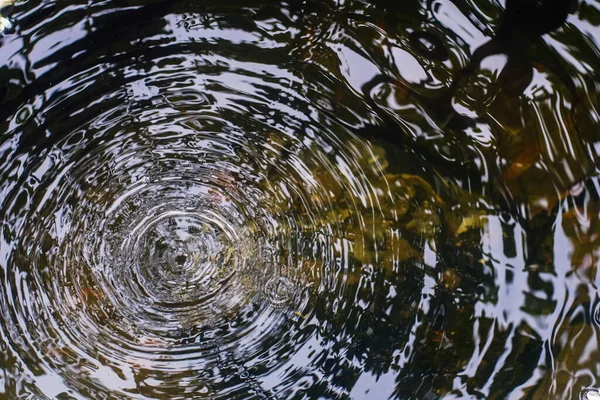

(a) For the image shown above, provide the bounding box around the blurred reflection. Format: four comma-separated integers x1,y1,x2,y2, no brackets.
452,0,578,95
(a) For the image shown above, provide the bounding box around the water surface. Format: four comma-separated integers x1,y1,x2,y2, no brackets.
1,0,600,399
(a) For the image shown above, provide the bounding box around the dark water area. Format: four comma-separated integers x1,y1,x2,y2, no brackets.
1,0,600,398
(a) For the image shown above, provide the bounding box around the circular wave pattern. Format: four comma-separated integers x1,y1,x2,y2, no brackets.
0,2,441,398
3,101,336,398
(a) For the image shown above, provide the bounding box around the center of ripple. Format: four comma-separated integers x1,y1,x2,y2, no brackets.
97,203,261,334
133,211,239,307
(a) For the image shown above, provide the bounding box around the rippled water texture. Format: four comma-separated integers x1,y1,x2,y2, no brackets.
1,0,600,399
